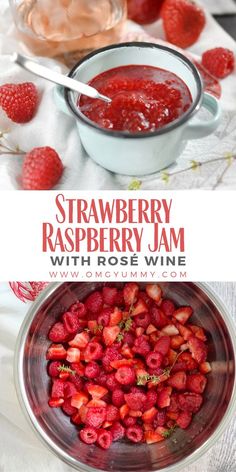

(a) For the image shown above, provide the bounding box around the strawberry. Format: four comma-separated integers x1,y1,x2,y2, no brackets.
168,371,187,391
51,379,65,399
48,398,64,408
157,387,172,408
69,332,90,349
123,283,139,306
102,286,118,305
146,284,162,302
199,362,211,374
161,324,179,336
173,306,193,325
71,392,89,409
145,430,164,444
0,82,38,123
110,359,134,369
177,323,193,341
189,325,207,342
142,407,158,423
132,299,148,316
154,336,171,356
188,336,207,364
170,335,184,349
151,307,169,328
22,146,63,190
109,307,123,326
87,384,108,399
66,348,81,363
160,299,175,317
46,343,67,360
87,399,107,408
119,403,130,419
162,0,206,48
178,352,197,371
202,48,235,79
176,411,192,429
146,324,157,335
103,326,120,346
186,373,207,394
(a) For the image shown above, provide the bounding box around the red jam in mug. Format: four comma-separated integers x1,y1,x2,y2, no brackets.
79,65,193,133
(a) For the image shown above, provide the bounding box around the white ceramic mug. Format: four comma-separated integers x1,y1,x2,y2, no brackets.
54,42,221,176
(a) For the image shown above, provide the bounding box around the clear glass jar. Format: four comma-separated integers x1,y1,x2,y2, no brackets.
9,0,127,66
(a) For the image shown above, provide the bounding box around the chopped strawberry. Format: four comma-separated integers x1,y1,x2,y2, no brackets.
146,324,157,335
123,283,139,306
102,286,118,306
157,387,172,408
160,299,175,317
186,374,207,394
51,379,65,399
189,325,207,342
69,331,90,348
87,399,107,408
103,326,120,346
168,371,186,391
48,398,64,408
119,403,129,419
199,362,211,374
110,359,134,369
154,336,171,356
173,306,193,325
161,324,179,336
135,327,145,337
46,344,67,360
71,392,89,409
142,407,158,423
177,323,193,341
145,430,164,444
87,384,108,399
132,299,148,316
66,348,81,363
176,411,192,429
188,336,207,364
151,307,169,328
109,307,123,326
146,284,162,302
170,335,184,349
178,352,198,371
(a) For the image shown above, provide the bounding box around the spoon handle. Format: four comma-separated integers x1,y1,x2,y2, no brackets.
11,52,111,103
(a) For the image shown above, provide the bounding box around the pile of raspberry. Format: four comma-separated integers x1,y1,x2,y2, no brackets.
47,283,211,450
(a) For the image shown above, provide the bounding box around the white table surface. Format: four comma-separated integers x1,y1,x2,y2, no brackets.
0,282,235,472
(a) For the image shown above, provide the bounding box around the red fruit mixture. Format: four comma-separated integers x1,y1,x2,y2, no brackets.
0,82,38,123
202,48,235,79
79,65,192,133
47,283,210,449
127,0,164,25
162,0,206,49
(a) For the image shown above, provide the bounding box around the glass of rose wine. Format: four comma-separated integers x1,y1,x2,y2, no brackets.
9,0,127,66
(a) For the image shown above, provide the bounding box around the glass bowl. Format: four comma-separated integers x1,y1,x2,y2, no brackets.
14,282,236,472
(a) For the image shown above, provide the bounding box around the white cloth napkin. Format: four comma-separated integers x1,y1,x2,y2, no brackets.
0,7,236,190
0,282,235,472
201,0,236,14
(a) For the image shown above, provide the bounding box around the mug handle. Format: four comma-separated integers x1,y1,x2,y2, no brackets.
53,85,72,116
183,92,221,140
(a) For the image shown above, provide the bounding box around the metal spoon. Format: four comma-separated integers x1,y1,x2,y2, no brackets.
11,52,111,103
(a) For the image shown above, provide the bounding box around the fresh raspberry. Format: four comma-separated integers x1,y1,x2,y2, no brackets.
85,291,103,314
160,299,175,317
178,393,203,413
70,301,87,317
123,332,135,346
85,362,100,379
115,366,136,385
85,407,107,428
51,379,65,399
102,347,122,372
110,421,125,441
106,404,120,422
135,312,151,328
96,372,108,387
0,82,38,123
62,311,81,334
80,427,98,444
64,381,78,398
84,342,103,361
112,389,125,407
176,411,192,429
69,374,84,391
150,307,168,328
123,416,137,427
97,307,112,327
154,336,171,356
133,335,151,356
106,373,120,391
126,425,143,443
48,361,62,377
48,322,69,343
202,47,235,79
62,398,77,416
145,390,158,410
146,351,163,369
22,147,63,190
127,0,164,24
162,0,206,48
154,410,166,427
97,429,113,449
124,391,146,410
102,286,118,305
115,290,124,306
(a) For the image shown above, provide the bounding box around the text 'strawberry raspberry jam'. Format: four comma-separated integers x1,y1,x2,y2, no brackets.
79,65,193,133
46,283,210,449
